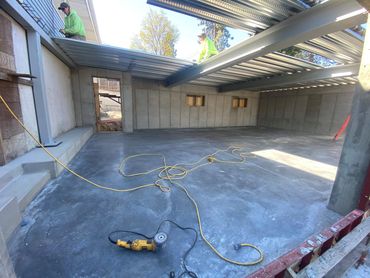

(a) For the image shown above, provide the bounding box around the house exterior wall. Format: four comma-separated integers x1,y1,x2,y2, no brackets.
0,11,38,163
41,46,75,137
257,85,355,135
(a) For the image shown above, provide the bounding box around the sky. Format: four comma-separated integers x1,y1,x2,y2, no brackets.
92,0,251,61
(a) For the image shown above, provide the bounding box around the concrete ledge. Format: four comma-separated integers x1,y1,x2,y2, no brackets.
0,127,93,180
0,230,15,278
0,171,51,211
0,126,93,240
18,127,94,177
0,127,93,278
0,197,21,241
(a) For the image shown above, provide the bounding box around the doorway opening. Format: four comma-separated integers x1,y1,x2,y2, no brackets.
92,77,122,131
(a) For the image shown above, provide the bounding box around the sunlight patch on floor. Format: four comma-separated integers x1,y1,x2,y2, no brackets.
252,149,337,181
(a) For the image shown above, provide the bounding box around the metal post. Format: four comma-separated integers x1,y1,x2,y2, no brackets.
27,31,61,146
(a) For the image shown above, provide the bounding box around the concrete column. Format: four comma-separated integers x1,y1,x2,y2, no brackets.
27,31,60,146
328,13,370,214
122,72,134,132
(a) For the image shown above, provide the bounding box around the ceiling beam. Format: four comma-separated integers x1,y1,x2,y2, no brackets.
165,0,366,88
219,63,360,92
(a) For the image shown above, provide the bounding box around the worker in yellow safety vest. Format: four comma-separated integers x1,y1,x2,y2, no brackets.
197,33,219,63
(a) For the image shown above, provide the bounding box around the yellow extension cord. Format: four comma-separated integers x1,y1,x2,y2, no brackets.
0,95,263,266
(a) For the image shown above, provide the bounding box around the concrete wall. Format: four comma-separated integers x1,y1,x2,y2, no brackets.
132,78,259,129
72,68,124,127
42,46,75,137
72,68,259,132
0,11,38,162
258,85,355,135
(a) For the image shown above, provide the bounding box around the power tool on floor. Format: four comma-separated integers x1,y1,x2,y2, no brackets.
108,220,198,278
110,232,167,251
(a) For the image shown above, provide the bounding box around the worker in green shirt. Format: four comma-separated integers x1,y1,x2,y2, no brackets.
197,33,219,63
58,2,86,41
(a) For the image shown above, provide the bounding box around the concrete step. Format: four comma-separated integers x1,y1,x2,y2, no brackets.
0,171,51,211
0,197,21,241
0,165,23,191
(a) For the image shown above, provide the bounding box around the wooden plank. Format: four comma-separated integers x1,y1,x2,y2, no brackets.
296,217,370,278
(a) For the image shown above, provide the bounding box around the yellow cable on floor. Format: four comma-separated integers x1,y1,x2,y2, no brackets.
0,95,263,266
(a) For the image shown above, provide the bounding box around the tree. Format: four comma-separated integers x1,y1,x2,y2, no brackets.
130,9,179,57
198,20,233,51
280,46,336,67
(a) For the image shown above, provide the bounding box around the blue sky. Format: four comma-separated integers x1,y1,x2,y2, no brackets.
92,0,250,61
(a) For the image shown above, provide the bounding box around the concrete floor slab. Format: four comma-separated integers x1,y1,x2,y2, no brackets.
8,128,343,277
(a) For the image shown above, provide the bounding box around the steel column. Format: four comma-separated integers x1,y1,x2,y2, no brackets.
27,31,60,146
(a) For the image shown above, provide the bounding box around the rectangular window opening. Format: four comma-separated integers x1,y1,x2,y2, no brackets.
187,95,205,107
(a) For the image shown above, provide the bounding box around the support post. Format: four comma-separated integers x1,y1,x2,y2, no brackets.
122,72,133,133
328,13,370,214
27,31,60,146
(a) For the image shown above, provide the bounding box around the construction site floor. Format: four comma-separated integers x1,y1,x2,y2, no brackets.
9,128,343,277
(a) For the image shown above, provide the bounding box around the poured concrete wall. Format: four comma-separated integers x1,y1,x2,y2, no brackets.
132,78,259,129
42,46,75,137
258,85,355,135
0,11,38,162
72,68,259,131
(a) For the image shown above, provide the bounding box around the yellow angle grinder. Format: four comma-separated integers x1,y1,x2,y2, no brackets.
112,232,167,251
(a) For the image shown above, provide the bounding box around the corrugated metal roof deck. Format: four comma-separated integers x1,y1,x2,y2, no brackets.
146,0,364,90
54,38,194,80
54,0,364,91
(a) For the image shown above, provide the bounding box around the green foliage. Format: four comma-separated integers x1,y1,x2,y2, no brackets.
280,46,336,67
131,9,179,57
198,20,233,51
